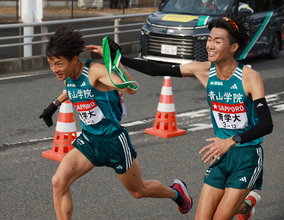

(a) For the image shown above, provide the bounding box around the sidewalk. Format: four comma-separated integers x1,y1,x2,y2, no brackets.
0,6,158,22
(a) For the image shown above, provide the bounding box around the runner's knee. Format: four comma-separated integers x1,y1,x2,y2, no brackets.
52,174,68,191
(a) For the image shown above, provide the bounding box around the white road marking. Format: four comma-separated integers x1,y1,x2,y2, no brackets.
0,72,50,81
1,92,283,148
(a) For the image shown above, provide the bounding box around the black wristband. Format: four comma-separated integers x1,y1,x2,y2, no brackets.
54,98,61,107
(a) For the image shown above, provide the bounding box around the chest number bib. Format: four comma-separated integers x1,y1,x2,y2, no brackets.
73,99,105,125
211,101,248,129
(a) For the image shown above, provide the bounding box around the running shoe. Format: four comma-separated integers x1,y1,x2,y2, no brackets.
237,191,261,220
171,179,193,214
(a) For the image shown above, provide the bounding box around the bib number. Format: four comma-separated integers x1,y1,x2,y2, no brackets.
73,99,105,125
211,101,248,129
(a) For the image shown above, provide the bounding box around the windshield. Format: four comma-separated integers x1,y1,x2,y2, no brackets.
160,0,234,15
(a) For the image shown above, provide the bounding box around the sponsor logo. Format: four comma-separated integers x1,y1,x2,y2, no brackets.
205,168,212,178
257,103,264,107
167,29,175,34
77,139,84,145
116,165,123,170
210,81,223,86
67,84,76,87
73,99,98,111
239,177,247,182
230,84,238,89
81,81,86,87
211,101,246,114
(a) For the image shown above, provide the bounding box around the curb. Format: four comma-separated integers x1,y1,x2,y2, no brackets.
0,41,140,75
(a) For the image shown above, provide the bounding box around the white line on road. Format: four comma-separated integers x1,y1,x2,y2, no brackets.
0,72,50,81
2,91,283,148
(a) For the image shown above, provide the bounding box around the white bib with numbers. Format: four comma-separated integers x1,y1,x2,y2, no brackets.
211,101,248,129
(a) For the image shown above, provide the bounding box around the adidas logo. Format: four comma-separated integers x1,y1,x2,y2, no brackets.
205,168,212,178
257,103,264,107
230,84,238,89
77,139,85,145
239,177,247,182
81,81,86,87
116,165,123,170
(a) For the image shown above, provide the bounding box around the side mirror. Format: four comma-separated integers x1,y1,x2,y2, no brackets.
239,8,253,15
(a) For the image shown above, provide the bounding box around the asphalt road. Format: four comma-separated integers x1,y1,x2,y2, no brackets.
0,52,284,219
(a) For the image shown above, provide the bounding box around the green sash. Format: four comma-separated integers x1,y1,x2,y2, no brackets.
102,36,139,90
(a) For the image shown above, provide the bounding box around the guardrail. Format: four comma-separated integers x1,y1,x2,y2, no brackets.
0,12,150,58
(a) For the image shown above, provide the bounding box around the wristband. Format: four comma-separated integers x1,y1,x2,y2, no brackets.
54,98,61,107
232,134,241,146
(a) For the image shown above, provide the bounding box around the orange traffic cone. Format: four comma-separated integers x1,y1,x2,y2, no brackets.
145,76,186,138
42,99,77,162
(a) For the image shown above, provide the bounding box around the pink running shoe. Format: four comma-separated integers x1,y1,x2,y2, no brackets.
171,179,193,214
237,191,261,220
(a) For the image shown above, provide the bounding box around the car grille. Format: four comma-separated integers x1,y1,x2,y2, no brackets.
141,33,208,62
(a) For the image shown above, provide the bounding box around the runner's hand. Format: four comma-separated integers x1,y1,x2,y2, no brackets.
84,39,121,62
39,103,58,127
199,137,234,164
84,45,103,57
108,38,121,62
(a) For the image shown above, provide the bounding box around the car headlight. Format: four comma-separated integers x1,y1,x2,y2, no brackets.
141,29,150,35
197,35,208,40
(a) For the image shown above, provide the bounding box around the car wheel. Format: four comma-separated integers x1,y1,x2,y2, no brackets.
265,33,280,59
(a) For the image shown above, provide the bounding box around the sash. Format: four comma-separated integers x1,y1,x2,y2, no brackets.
102,36,139,91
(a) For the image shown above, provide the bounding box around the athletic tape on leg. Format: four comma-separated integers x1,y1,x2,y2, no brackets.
102,36,139,91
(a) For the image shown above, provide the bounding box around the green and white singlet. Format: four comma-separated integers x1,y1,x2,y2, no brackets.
65,59,124,136
206,62,262,147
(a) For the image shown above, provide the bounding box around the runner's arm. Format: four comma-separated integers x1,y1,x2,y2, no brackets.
234,98,273,144
233,69,273,144
89,63,137,95
120,56,182,77
84,43,182,77
54,90,69,106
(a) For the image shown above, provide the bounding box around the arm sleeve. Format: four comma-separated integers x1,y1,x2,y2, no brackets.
239,98,273,144
120,56,182,77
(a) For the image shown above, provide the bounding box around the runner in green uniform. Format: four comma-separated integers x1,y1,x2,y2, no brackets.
86,11,273,220
39,24,192,220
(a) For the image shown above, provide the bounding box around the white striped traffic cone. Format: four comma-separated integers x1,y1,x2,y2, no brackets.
145,76,186,138
42,99,77,162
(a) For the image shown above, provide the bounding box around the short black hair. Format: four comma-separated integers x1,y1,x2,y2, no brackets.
46,24,85,61
208,11,253,51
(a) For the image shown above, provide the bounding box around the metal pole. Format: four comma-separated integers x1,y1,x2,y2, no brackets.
16,0,19,21
41,25,49,55
19,27,22,57
22,0,34,57
71,0,74,19
114,18,121,43
123,0,125,15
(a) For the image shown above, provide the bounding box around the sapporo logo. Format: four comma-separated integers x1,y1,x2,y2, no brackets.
210,81,223,86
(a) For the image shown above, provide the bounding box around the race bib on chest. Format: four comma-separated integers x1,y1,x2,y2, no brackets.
73,99,105,125
211,101,248,129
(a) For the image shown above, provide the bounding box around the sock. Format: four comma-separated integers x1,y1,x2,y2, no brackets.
243,200,252,215
172,188,179,200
